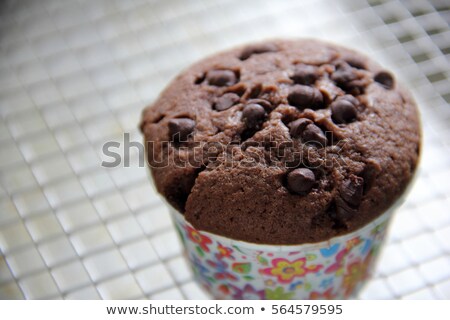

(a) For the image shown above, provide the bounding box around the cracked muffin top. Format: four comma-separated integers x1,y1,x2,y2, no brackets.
140,39,421,245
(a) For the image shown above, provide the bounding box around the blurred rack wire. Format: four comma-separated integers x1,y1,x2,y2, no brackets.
0,0,449,299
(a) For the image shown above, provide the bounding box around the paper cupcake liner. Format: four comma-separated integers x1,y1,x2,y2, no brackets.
170,205,395,300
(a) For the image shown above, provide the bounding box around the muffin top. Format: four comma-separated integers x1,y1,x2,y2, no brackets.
140,39,421,245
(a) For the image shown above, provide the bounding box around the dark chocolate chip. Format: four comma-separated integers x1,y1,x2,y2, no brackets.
374,71,394,89
214,93,240,111
340,94,360,105
288,118,313,138
239,43,278,60
340,174,364,207
287,168,315,194
287,85,323,110
206,70,237,87
194,73,206,85
360,161,381,194
332,62,357,83
345,57,366,70
168,118,195,142
291,64,319,85
330,96,358,124
242,103,266,128
334,198,357,223
332,62,369,94
248,84,263,99
247,98,272,110
302,124,327,146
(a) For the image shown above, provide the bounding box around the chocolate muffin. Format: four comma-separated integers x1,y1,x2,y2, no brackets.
140,39,421,245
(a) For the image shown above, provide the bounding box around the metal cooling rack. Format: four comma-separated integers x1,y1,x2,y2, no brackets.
0,0,449,299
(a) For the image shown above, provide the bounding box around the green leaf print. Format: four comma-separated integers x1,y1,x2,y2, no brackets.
232,262,251,274
257,255,269,266
196,246,205,257
265,287,294,300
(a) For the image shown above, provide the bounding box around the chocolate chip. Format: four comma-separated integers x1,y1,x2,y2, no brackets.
239,43,278,60
247,98,272,110
287,85,323,110
291,64,319,85
360,160,381,194
287,168,315,194
242,103,266,128
302,124,327,146
330,96,358,124
288,118,313,138
194,73,206,85
206,70,237,87
340,174,364,207
214,93,240,111
345,57,366,70
332,62,370,94
340,94,360,105
374,71,394,89
168,118,195,142
247,83,263,99
331,63,357,88
333,198,357,224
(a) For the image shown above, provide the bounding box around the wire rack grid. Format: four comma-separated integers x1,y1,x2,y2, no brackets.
0,0,449,299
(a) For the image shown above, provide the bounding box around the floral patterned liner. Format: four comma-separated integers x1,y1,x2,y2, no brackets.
170,204,397,300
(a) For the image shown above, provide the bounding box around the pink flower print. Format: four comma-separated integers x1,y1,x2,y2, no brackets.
325,247,349,275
